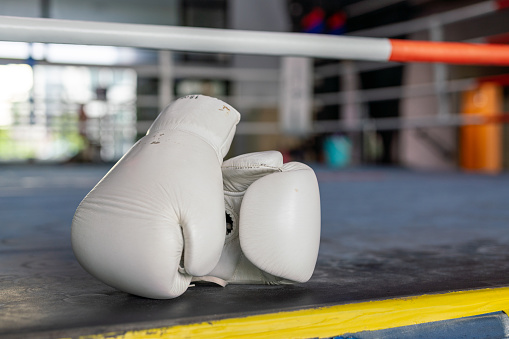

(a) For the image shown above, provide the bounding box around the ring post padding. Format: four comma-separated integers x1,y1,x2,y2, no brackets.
389,39,509,65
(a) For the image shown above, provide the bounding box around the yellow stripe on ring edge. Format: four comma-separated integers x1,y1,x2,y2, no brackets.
77,287,509,339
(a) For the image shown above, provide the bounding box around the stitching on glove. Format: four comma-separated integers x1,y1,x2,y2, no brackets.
221,165,282,171
148,128,223,165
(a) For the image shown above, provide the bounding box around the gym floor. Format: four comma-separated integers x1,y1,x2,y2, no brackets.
2,164,509,338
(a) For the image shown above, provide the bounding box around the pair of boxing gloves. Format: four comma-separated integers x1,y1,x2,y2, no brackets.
71,95,321,299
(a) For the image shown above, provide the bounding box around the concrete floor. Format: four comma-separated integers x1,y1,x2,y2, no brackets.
1,164,509,338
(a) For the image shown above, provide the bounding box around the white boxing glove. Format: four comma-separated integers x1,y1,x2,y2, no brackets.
71,95,240,299
194,151,321,286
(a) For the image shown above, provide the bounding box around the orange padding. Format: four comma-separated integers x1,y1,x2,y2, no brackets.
389,39,509,65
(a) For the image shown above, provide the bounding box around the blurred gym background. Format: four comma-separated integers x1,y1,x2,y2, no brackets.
3,2,509,337
0,0,509,172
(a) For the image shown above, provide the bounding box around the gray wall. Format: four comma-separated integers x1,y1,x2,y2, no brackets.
0,0,178,25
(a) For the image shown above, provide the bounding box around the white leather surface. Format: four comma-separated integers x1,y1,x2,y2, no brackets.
205,151,321,284
222,151,283,193
72,95,240,299
240,161,321,283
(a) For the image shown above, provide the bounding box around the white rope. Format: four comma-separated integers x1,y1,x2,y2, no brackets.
0,15,391,61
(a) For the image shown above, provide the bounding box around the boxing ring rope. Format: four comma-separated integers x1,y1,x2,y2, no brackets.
0,11,508,136
349,0,509,38
1,15,509,65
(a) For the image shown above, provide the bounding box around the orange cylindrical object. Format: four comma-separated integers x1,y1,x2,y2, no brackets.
460,82,503,173
389,39,509,65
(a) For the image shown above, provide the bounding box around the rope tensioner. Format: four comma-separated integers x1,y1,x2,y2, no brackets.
0,15,508,65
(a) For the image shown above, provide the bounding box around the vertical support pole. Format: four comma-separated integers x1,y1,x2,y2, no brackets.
341,60,363,164
158,50,173,111
430,19,449,118
279,56,312,136
40,0,50,18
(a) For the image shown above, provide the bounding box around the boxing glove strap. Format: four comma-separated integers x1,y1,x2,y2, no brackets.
191,276,228,287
